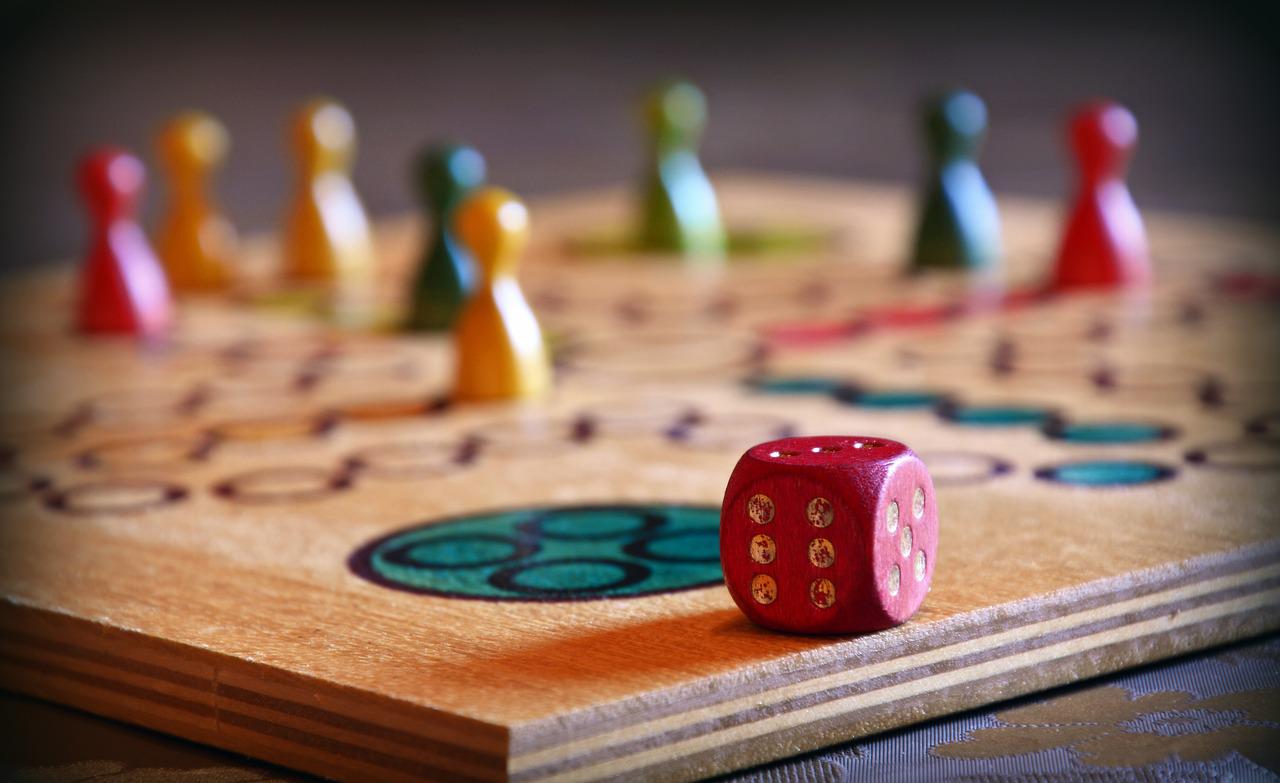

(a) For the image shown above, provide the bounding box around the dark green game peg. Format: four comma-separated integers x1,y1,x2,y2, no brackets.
636,79,727,258
909,90,1001,273
406,143,487,331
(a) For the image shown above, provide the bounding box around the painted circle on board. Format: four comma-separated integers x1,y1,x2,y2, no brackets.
349,504,723,601
939,402,1059,427
1042,420,1178,445
833,385,948,410
746,375,845,395
1033,460,1177,487
1184,439,1280,471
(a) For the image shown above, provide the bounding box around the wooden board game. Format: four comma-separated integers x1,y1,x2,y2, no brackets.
1,174,1277,782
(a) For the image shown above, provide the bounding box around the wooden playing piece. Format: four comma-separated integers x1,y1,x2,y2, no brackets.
910,90,1001,273
406,143,486,332
281,98,376,288
452,186,552,401
1051,101,1151,290
721,435,938,634
75,147,173,338
155,111,237,293
636,79,727,258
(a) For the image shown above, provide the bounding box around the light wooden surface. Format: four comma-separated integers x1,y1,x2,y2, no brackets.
1,174,1278,782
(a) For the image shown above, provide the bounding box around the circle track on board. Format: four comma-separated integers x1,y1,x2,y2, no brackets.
349,503,722,601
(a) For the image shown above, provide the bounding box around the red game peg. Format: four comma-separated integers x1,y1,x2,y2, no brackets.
1051,102,1151,290
76,147,173,338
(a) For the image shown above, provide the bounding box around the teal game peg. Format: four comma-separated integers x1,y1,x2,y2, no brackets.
636,79,727,259
406,143,487,331
909,90,1001,273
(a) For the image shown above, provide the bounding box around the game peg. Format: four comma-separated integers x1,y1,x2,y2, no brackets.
406,143,487,332
282,98,376,287
910,90,1001,273
452,187,552,402
1051,101,1151,290
636,79,727,258
155,111,237,293
76,147,173,339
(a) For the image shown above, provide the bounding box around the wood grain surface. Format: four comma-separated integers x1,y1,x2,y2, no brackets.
1,175,1277,782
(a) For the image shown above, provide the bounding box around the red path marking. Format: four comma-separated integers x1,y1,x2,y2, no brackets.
762,285,1054,348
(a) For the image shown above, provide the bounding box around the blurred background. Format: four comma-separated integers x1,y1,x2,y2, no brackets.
2,0,1277,271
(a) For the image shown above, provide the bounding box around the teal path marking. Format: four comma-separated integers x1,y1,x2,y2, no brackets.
1047,421,1175,444
747,375,844,395
943,403,1056,426
1034,460,1176,487
835,387,948,409
349,504,722,601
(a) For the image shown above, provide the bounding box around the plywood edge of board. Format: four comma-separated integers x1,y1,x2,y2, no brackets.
0,600,511,783
504,541,1280,782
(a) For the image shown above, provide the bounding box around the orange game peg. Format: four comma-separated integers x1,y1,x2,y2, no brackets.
281,98,376,286
76,147,173,339
155,111,237,292
451,187,552,402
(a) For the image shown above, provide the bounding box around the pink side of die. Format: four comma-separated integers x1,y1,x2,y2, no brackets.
873,455,938,625
720,435,938,635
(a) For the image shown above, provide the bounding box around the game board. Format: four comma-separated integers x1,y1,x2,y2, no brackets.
0,174,1277,783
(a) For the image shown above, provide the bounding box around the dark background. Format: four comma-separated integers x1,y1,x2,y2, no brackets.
2,0,1277,271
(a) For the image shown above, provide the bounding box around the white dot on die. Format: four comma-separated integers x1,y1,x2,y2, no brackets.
749,534,776,564
887,500,899,533
913,487,925,519
915,550,927,581
808,538,835,568
807,497,833,527
748,493,775,524
809,578,835,608
751,573,777,604
899,526,912,558
888,564,901,596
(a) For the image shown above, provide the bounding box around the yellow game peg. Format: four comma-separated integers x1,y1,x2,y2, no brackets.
282,98,376,287
452,187,552,402
155,111,237,292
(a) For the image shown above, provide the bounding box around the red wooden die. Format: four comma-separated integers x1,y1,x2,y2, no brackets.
720,435,937,634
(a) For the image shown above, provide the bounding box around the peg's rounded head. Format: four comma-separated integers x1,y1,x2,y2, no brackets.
454,186,529,277
923,90,987,160
158,111,229,175
644,79,707,147
1069,101,1138,181
77,147,145,221
291,97,356,174
415,143,487,211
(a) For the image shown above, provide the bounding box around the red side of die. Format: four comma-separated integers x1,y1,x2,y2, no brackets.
720,435,938,634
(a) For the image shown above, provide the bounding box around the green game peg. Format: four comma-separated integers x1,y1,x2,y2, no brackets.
406,143,487,331
636,79,727,259
909,90,1001,273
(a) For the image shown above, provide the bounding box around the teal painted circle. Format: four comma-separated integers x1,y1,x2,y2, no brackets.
626,529,721,562
1035,460,1176,486
836,387,946,409
508,560,633,591
943,404,1055,427
538,510,651,539
1048,421,1174,444
747,375,843,395
404,536,522,568
349,504,723,601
